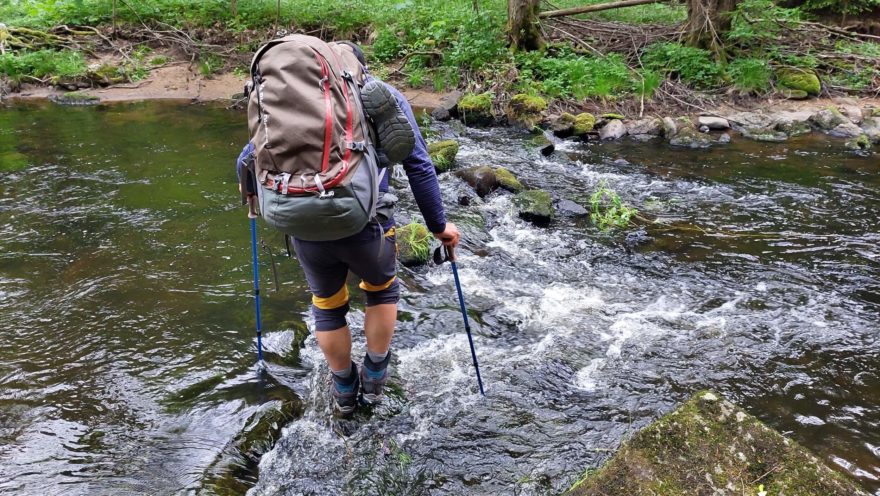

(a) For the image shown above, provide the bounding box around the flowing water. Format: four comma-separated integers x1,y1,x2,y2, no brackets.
0,101,878,495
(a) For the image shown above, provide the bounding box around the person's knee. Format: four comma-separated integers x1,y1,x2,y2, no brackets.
312,286,350,331
362,278,400,306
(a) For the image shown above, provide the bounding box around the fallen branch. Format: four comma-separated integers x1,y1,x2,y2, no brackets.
540,0,669,19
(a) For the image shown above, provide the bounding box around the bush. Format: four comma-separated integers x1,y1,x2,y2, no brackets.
801,0,880,14
728,58,772,93
643,42,722,89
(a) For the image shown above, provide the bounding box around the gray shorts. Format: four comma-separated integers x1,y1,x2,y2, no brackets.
292,223,399,331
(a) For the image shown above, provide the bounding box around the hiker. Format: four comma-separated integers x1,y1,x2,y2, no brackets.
236,39,459,414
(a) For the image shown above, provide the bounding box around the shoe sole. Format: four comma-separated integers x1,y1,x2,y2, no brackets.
360,80,415,164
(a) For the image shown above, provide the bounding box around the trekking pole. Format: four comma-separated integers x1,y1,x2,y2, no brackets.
437,245,485,396
248,195,266,373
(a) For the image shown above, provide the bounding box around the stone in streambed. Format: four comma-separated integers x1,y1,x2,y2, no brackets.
457,92,494,126
845,134,872,151
776,68,821,96
455,165,498,198
860,117,880,143
507,94,547,128
661,116,678,138
494,167,524,193
430,90,462,121
668,118,712,148
742,128,789,143
514,190,554,226
395,222,433,267
573,113,596,136
697,116,730,130
555,199,588,217
773,111,813,137
626,118,663,139
599,120,627,141
528,130,556,156
828,121,864,139
566,391,871,496
549,112,577,138
809,108,848,131
427,140,459,173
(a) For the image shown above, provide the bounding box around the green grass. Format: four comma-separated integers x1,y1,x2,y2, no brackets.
728,58,772,93
0,48,87,81
544,0,686,24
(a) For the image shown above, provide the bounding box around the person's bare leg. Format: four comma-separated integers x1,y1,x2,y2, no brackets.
364,303,397,354
315,326,352,372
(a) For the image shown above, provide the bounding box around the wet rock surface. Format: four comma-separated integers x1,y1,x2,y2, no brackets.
455,165,498,198
568,391,872,496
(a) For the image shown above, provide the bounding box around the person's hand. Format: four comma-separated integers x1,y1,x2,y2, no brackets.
433,222,460,247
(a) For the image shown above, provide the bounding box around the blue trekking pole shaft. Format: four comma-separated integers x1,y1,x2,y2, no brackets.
448,247,484,396
248,197,264,364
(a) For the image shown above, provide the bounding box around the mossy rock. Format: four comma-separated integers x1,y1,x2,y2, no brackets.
568,391,870,496
601,112,625,120
573,113,596,136
396,222,433,267
494,167,524,193
549,112,578,137
780,88,809,100
508,94,547,127
776,68,821,96
427,140,459,173
458,92,494,126
846,134,872,151
809,107,848,131
513,189,554,226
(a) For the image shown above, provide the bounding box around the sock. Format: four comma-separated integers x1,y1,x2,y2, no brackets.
331,361,356,389
364,350,391,373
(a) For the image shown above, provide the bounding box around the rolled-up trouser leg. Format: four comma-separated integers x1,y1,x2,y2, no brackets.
292,238,351,331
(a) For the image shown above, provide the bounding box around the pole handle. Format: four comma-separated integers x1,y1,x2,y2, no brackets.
247,195,259,219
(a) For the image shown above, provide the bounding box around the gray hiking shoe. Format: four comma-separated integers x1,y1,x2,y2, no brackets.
360,352,391,404
360,80,415,164
330,363,360,415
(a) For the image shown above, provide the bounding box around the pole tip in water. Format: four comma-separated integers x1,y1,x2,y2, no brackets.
255,360,268,376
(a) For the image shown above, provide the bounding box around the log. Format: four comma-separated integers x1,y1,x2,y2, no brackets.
539,0,668,19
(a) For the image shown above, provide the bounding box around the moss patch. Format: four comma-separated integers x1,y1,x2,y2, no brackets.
494,167,524,192
776,68,821,96
513,189,554,226
427,139,459,173
573,113,596,135
458,92,494,126
567,391,869,496
396,222,433,266
508,94,547,127
0,151,30,172
601,112,625,120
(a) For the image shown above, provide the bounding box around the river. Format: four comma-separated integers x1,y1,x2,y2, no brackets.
0,101,877,495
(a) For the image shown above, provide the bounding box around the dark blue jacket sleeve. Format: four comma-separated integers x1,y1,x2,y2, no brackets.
384,83,447,234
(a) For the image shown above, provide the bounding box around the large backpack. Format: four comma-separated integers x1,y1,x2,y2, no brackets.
246,35,382,241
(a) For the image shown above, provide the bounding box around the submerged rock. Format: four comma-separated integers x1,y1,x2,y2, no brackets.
567,391,870,496
776,68,821,96
513,189,554,226
455,165,498,198
494,167,524,193
599,120,627,141
396,222,433,266
427,140,459,173
457,92,494,126
507,94,547,128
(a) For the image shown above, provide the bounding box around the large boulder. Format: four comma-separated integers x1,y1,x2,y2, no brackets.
430,90,462,121
427,140,459,173
599,120,627,141
776,68,822,96
395,223,434,267
457,92,494,126
626,118,663,139
455,165,498,198
567,391,871,496
494,167,524,193
513,189,554,226
507,94,547,128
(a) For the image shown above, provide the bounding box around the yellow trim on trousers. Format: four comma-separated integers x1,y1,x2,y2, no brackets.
312,285,349,309
359,276,397,292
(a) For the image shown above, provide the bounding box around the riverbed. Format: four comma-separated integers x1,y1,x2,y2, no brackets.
0,101,877,495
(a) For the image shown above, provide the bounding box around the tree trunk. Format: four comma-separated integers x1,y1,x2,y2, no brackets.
685,0,739,52
508,0,544,51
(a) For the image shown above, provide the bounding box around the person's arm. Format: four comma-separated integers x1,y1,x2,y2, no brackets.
386,85,460,246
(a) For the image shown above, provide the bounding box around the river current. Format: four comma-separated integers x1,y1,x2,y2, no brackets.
0,101,877,495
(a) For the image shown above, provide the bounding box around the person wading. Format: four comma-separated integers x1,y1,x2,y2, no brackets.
236,38,459,414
